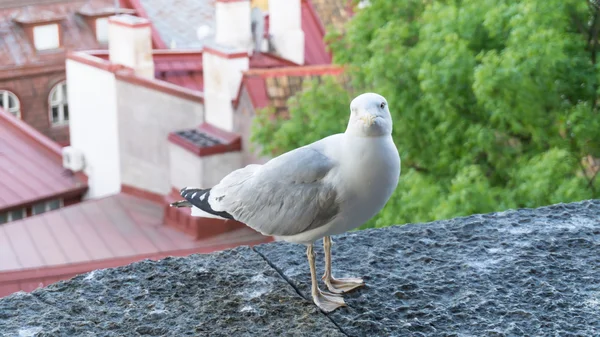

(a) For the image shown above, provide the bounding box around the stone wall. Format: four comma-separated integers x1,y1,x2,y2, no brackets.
1,200,599,336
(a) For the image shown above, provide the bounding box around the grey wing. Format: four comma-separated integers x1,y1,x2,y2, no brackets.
209,146,340,236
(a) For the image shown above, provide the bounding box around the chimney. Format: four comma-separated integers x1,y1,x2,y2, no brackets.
215,0,253,52
202,46,249,132
268,0,305,65
108,14,154,79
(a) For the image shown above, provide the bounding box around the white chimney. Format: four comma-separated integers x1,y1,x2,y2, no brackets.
108,14,155,79
215,0,253,52
268,0,305,65
202,46,249,132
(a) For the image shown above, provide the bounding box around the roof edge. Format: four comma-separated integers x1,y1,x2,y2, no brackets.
0,242,268,283
0,185,88,214
114,69,205,104
121,184,164,204
302,0,326,37
68,51,204,103
243,64,344,78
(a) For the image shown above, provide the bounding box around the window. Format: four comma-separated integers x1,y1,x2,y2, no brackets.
0,209,26,224
32,199,63,215
95,17,109,43
0,90,21,118
10,209,25,221
33,24,60,51
49,81,68,125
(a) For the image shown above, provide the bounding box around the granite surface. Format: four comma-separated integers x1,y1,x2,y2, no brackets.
1,200,599,336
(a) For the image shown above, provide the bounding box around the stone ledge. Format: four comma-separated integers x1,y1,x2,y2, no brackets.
1,200,600,336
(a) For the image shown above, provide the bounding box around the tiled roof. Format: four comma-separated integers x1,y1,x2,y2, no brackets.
0,0,116,69
310,0,352,34
0,109,87,211
139,0,215,49
242,65,347,114
0,193,270,297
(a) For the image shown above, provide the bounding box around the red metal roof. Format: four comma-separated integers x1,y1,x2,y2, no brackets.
0,109,87,212
260,0,332,65
153,52,205,91
301,0,332,65
88,48,298,94
242,65,345,110
0,192,271,298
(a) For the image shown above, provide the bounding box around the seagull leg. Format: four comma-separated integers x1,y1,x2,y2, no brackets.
307,244,346,312
322,236,365,294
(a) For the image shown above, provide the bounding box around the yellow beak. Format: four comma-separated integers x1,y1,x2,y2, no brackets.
359,114,377,127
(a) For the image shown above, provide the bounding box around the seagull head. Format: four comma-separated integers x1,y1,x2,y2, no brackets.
346,93,393,137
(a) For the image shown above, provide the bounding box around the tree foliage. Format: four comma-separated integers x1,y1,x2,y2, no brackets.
252,0,600,228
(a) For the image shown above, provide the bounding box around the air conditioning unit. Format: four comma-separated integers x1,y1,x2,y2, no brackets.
62,146,85,172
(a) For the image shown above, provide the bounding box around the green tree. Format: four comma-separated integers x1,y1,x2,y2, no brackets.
252,0,600,228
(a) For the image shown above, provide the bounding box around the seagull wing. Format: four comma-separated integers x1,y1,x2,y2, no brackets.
188,145,341,237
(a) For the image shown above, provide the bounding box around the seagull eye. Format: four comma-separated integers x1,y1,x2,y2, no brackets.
380,102,386,109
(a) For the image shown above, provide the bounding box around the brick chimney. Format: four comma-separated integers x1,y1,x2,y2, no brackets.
268,0,304,65
215,0,253,52
108,14,155,79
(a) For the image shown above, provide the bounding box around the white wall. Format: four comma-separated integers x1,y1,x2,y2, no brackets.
169,142,204,189
67,59,121,199
202,151,242,188
116,80,204,195
169,141,242,190
203,51,248,132
268,0,305,64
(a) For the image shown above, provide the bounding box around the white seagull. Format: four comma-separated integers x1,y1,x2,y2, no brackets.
171,93,401,312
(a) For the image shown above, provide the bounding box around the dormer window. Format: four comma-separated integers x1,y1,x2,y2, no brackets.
12,8,65,52
76,4,137,44
33,23,60,51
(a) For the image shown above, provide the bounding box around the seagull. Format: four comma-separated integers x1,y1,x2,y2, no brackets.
171,93,401,312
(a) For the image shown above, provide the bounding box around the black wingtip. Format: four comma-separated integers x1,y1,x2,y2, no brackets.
179,188,234,220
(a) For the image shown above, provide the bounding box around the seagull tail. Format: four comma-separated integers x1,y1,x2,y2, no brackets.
177,187,234,220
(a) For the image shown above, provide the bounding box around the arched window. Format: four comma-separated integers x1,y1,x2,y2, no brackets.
0,90,21,118
49,81,68,125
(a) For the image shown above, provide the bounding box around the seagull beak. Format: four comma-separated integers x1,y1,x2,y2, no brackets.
359,114,377,127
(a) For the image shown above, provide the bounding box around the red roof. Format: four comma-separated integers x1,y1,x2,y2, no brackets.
87,48,298,94
0,193,271,298
300,0,332,65
119,0,332,66
0,109,87,212
241,65,345,110
260,0,333,65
